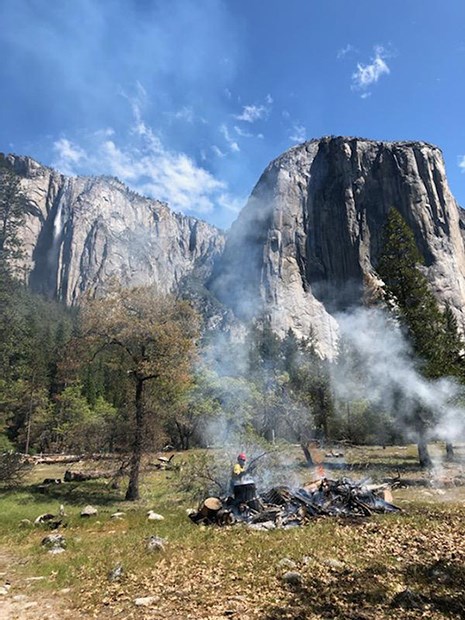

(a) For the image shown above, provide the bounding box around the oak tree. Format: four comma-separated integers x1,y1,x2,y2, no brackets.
81,287,199,500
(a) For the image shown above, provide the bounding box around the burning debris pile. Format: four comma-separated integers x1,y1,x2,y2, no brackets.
189,476,401,529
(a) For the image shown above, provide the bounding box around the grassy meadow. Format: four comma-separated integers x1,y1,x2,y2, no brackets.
1,444,465,619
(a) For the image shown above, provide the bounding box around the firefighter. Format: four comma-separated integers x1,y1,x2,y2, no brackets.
231,452,247,486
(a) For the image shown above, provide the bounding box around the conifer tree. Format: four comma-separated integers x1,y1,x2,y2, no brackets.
377,208,463,466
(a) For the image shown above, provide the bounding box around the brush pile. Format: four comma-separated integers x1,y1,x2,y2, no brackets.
188,477,401,529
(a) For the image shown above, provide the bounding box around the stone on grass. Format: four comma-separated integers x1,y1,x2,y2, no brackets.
111,512,126,519
80,505,98,517
277,558,297,570
108,563,124,582
282,571,303,586
134,596,158,606
0,584,11,595
247,521,276,531
41,534,66,548
34,513,55,525
323,558,345,571
19,519,33,527
42,533,66,554
147,510,164,521
146,536,166,552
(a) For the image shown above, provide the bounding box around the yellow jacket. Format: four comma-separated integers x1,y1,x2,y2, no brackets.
233,464,245,476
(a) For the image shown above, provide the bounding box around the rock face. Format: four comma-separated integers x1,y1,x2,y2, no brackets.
3,137,465,358
2,154,224,304
210,136,465,356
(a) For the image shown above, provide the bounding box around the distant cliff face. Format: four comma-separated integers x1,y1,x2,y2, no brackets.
209,137,465,356
4,137,465,358
2,154,224,304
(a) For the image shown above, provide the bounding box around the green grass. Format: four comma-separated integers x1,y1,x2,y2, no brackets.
1,444,465,619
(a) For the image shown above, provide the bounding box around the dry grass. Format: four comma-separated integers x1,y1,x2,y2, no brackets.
1,444,464,619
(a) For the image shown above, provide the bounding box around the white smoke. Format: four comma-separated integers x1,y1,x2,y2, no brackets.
333,306,465,445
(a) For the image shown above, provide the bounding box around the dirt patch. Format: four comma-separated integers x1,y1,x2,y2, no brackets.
0,549,86,620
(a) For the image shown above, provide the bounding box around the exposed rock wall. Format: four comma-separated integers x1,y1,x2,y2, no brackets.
4,137,465,359
210,137,465,357
1,154,224,304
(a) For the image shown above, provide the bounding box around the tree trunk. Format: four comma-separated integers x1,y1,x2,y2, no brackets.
445,442,455,461
301,442,314,467
125,378,144,501
417,436,432,468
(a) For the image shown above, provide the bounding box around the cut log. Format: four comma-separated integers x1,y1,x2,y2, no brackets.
64,470,113,482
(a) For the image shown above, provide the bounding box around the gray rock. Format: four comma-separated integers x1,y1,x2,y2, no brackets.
282,571,303,586
277,558,297,570
42,533,66,553
323,558,345,571
19,519,33,527
108,563,124,582
247,521,276,531
147,511,164,521
111,512,126,519
34,513,55,525
0,584,11,595
134,595,158,606
210,137,465,356
2,153,224,306
80,505,98,517
146,536,166,552
6,136,465,357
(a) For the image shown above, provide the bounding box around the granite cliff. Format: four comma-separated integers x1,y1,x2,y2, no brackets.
1,153,224,304
209,137,465,356
3,136,465,358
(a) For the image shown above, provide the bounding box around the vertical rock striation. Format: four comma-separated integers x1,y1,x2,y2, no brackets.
1,153,224,303
210,137,465,356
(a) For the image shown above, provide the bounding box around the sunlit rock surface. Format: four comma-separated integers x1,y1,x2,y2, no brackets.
2,154,224,304
209,137,465,356
3,135,465,358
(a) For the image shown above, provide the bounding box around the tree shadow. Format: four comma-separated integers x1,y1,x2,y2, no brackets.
261,558,465,620
20,480,124,506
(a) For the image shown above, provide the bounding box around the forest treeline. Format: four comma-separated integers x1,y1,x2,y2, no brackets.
1,164,465,491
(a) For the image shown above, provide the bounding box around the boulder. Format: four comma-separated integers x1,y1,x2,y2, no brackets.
80,505,98,517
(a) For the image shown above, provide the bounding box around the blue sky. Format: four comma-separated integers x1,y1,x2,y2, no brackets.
1,0,464,229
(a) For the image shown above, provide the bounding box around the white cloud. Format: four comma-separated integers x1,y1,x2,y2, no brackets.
234,125,253,138
289,124,307,143
53,138,86,173
351,46,390,93
265,93,273,104
459,156,465,172
52,106,230,215
220,124,240,152
174,106,195,123
337,44,355,59
234,104,267,123
211,145,226,158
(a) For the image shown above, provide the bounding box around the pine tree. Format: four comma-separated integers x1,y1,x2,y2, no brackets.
377,208,463,466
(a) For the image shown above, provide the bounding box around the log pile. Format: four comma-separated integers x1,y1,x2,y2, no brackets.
189,477,401,529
